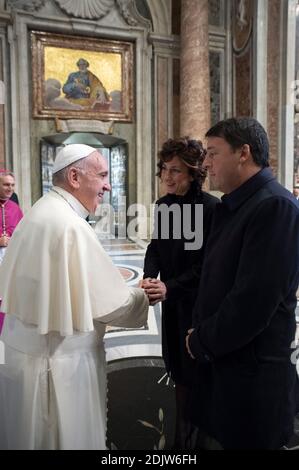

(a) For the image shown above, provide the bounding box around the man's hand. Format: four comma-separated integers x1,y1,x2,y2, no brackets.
139,278,167,305
138,278,150,288
186,328,196,359
0,235,10,247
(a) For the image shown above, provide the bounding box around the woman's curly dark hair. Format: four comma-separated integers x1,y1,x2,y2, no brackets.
156,137,207,189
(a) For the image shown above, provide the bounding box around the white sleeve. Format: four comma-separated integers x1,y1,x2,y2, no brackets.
94,287,149,328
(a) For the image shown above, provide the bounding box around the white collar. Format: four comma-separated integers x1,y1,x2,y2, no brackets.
51,186,89,219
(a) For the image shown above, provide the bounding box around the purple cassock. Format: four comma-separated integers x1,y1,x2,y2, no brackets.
0,199,23,333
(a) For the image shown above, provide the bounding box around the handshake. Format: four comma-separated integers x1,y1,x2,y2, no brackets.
138,278,167,306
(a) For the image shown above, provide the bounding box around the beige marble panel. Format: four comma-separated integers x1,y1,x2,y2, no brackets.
180,0,210,140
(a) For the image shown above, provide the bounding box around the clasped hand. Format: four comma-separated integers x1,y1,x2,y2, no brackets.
139,278,167,305
0,235,10,247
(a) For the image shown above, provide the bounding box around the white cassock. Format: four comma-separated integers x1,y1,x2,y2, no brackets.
0,187,148,450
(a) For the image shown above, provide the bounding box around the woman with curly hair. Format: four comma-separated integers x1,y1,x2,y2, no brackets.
141,137,219,449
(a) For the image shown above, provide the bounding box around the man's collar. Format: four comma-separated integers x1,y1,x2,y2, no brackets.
221,168,275,211
52,186,89,219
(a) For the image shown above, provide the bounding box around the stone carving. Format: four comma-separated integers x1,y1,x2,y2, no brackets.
117,0,152,28
116,0,138,26
8,0,152,28
236,0,248,30
53,0,151,28
7,0,46,11
232,0,252,52
54,0,115,19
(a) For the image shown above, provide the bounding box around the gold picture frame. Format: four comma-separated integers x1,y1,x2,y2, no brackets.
31,31,134,121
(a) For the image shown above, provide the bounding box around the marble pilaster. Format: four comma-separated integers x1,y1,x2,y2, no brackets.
0,19,9,170
267,0,280,175
180,0,210,140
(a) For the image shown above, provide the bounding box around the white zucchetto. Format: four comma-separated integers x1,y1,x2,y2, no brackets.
53,144,96,174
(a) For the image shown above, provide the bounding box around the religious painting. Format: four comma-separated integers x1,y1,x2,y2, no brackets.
31,31,134,121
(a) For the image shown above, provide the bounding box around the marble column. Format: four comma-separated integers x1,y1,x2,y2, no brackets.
180,0,211,140
267,0,280,176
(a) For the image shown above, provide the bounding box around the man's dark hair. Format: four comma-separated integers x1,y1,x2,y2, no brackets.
205,117,269,168
157,137,207,188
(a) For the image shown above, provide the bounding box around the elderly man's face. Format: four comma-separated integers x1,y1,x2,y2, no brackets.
0,174,15,200
77,152,111,213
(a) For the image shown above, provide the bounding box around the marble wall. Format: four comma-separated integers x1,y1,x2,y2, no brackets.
294,1,299,187
0,35,5,168
235,47,252,117
172,58,180,138
209,50,221,126
157,56,169,151
0,0,294,214
232,0,254,117
1,0,154,230
267,0,281,175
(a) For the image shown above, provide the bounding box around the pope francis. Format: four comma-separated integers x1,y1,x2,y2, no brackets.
0,144,149,450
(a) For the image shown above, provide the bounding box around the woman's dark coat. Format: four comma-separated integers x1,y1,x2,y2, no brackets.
144,182,218,385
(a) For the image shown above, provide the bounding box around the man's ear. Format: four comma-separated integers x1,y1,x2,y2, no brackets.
67,167,81,189
239,144,251,164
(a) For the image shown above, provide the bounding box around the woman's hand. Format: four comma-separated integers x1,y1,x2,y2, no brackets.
140,278,167,305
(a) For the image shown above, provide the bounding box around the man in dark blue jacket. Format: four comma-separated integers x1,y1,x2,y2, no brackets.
186,117,299,449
